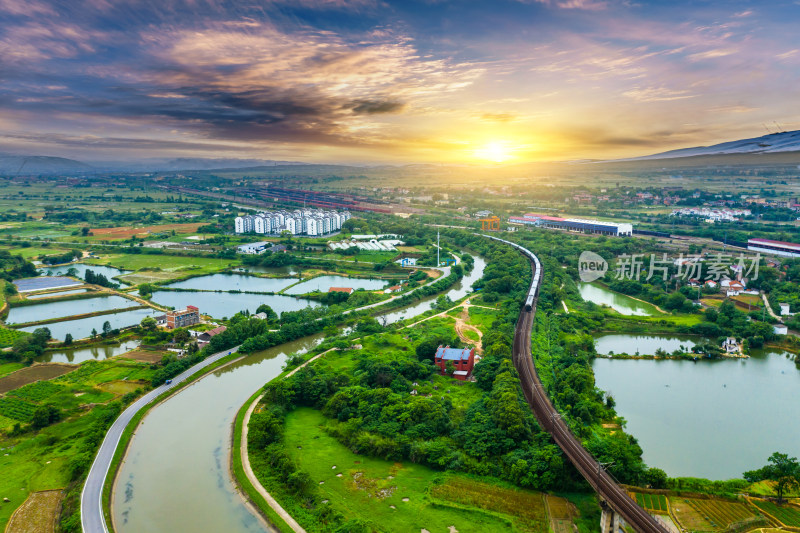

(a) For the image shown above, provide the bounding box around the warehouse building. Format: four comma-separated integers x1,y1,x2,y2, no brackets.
508,213,633,236
747,238,800,258
235,209,350,236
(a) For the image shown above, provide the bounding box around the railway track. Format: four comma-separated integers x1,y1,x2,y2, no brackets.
487,235,668,533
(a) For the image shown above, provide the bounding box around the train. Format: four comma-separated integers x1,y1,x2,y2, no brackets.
483,235,542,312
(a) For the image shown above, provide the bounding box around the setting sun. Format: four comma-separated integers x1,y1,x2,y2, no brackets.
474,141,514,163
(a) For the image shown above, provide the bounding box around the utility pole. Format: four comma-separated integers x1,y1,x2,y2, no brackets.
437,231,440,266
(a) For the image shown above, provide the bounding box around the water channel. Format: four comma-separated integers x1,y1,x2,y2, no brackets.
593,343,800,480
22,308,160,341
112,256,486,533
578,282,658,316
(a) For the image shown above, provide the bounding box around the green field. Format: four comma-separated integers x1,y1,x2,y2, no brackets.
278,407,548,532
669,496,764,532
0,362,24,378
632,492,668,513
751,500,800,527
0,357,155,530
85,253,238,284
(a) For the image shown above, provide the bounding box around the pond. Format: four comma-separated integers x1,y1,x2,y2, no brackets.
21,308,160,341
578,282,658,316
39,263,131,282
164,273,297,293
592,347,800,480
283,275,390,295
26,288,89,300
594,333,705,355
150,290,319,320
232,265,300,276
37,339,141,364
6,295,140,325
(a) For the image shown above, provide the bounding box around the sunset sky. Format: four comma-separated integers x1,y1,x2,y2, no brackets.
1,0,799,164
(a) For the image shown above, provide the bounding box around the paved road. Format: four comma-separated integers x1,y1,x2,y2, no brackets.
80,346,240,533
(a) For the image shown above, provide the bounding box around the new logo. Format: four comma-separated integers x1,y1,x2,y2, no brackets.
578,251,607,282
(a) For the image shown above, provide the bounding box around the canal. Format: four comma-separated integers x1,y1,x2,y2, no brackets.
112,256,486,532
593,342,800,480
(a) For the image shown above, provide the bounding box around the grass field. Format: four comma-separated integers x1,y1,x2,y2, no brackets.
546,495,578,533
86,253,238,284
669,496,763,532
87,222,206,240
751,500,800,527
0,362,25,378
278,407,552,533
0,326,29,348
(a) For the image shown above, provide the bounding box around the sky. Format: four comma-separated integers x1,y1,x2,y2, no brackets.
1,0,799,164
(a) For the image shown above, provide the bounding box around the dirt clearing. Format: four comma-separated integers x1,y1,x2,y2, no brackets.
91,223,204,239
0,364,74,394
5,490,62,533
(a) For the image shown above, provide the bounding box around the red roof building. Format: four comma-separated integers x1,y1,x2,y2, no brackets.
328,287,354,294
434,345,475,381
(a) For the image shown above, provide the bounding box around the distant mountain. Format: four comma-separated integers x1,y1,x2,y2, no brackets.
98,158,306,172
0,154,93,175
617,130,800,162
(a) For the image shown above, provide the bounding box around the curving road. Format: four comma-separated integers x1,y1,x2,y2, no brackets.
509,245,668,533
80,346,240,533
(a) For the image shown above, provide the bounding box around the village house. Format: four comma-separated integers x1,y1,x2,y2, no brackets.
774,324,789,336
434,346,475,381
384,285,402,294
197,325,227,343
722,337,739,354
328,287,354,295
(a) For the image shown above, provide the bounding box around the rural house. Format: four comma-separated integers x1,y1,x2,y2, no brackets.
434,346,475,381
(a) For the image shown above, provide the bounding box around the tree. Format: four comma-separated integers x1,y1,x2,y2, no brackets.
64,333,73,346
102,321,112,337
255,304,277,321
91,328,97,339
173,328,190,345
31,405,61,429
744,452,800,502
140,316,157,332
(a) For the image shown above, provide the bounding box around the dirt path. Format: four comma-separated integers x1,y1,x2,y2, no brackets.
454,306,483,354
761,292,780,320
285,347,338,378
240,394,306,533
561,300,569,313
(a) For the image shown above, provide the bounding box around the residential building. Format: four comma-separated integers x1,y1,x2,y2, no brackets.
434,345,476,381
722,337,739,354
234,209,350,236
237,241,269,254
328,287,354,295
774,324,789,335
780,303,791,316
167,306,200,329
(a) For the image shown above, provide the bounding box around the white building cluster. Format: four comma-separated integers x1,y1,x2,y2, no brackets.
234,209,351,236
328,239,403,252
671,207,751,222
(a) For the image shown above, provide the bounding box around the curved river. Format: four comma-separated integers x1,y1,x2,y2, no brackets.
112,257,485,533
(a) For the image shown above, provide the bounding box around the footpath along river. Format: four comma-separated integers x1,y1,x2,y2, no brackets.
112,258,485,533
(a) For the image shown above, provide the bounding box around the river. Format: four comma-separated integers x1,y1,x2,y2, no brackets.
112,256,486,532
593,344,800,480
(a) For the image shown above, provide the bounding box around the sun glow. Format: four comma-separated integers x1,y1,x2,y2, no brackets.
473,141,515,163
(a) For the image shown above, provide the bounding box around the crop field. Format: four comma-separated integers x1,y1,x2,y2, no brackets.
0,364,75,394
0,326,29,347
4,490,62,533
545,495,578,533
669,497,762,532
54,359,152,386
8,381,65,403
0,362,24,378
87,253,237,283
631,492,669,513
430,477,549,532
751,500,800,527
0,396,37,423
277,407,533,533
89,222,205,239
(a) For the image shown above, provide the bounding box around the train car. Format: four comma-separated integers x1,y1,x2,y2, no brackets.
483,234,542,313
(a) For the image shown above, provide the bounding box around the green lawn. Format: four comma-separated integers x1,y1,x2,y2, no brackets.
85,253,237,273
0,362,24,378
281,408,545,532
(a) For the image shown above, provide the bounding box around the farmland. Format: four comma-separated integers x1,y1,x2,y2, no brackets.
631,492,669,513
0,326,28,348
89,222,206,240
5,490,63,533
751,500,800,528
669,496,766,532
0,357,155,529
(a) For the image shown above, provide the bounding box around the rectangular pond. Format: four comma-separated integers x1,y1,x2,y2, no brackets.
27,288,89,300
164,273,297,293
284,275,390,295
37,339,141,364
6,295,140,324
592,347,800,480
39,263,131,282
150,290,318,320
578,282,658,316
594,333,704,355
21,308,160,341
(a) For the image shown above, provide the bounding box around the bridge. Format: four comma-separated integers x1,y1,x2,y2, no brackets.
505,239,669,533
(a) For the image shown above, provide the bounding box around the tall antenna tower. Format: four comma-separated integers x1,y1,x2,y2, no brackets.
437,231,440,267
